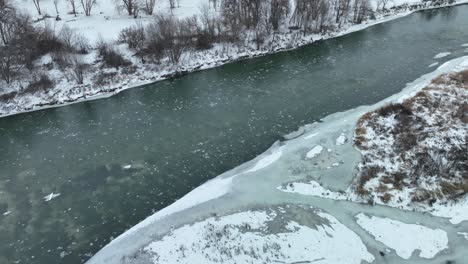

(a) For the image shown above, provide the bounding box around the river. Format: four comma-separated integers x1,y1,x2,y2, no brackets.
1,5,468,264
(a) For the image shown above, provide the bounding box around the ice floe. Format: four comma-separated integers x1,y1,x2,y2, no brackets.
335,133,347,145
306,145,323,159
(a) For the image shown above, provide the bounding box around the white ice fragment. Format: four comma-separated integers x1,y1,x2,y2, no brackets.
356,213,448,259
245,146,284,173
461,43,468,47
44,193,61,202
428,62,439,68
3,211,11,216
336,133,347,145
434,52,451,59
306,145,323,159
123,165,132,170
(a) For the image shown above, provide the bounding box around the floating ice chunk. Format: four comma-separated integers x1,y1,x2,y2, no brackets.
306,145,323,159
428,62,439,68
304,132,319,139
44,193,61,202
245,146,284,173
434,52,451,59
336,133,347,145
123,165,132,170
356,213,448,259
3,211,11,216
461,43,468,47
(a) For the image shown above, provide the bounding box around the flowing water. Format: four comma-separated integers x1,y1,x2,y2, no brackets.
1,5,468,264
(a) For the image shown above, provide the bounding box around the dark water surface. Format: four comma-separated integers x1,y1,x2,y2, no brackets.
1,5,468,264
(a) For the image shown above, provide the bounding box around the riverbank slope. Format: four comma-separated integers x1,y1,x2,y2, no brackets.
1,0,466,118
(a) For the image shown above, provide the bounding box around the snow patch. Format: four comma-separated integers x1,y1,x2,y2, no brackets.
278,181,349,201
356,213,448,259
144,209,375,264
430,197,468,224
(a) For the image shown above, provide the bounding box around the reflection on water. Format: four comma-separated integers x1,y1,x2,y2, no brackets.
1,5,468,264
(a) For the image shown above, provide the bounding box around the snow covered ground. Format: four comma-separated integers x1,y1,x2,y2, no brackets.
356,213,448,259
2,0,467,117
144,207,375,264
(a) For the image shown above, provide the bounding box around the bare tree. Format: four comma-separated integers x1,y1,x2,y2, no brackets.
121,0,140,16
32,0,42,15
0,45,25,84
80,0,96,16
71,56,86,84
0,0,16,45
352,0,370,23
68,0,77,16
145,0,156,15
270,0,289,30
335,0,351,26
168,0,175,9
377,0,390,10
54,0,60,14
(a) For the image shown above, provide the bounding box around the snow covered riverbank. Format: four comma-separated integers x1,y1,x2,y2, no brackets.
1,0,467,118
87,55,468,264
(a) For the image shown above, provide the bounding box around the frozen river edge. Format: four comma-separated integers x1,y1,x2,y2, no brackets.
87,57,468,264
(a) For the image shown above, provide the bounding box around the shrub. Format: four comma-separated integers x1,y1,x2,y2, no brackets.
379,193,393,203
96,40,131,69
376,103,412,117
0,91,17,102
119,24,145,50
23,74,54,94
94,72,117,87
71,56,88,84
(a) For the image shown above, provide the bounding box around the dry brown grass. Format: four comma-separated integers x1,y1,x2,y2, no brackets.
352,70,468,204
379,193,393,204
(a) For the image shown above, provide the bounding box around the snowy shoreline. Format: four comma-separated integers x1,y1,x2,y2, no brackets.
1,1,467,118
88,56,468,264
